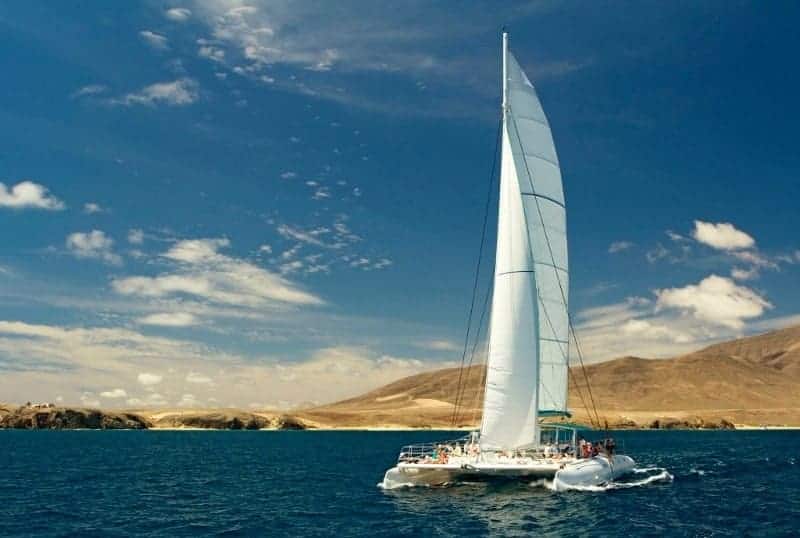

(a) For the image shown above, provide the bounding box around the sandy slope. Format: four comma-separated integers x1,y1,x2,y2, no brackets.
302,324,800,428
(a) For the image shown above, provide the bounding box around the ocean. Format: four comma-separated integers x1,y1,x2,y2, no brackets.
1,430,798,536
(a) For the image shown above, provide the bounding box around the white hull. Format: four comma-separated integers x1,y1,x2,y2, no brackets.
381,455,636,489
553,455,636,491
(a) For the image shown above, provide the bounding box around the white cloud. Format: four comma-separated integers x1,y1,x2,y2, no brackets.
692,220,755,251
0,181,65,210
137,312,198,327
111,78,199,107
112,237,323,307
186,372,213,384
280,171,297,179
83,202,104,214
165,7,192,21
128,229,145,245
139,30,169,50
100,388,127,399
608,241,633,254
66,230,122,265
138,372,163,386
655,274,771,329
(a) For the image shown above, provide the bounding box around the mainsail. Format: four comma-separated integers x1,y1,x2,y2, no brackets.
480,33,569,449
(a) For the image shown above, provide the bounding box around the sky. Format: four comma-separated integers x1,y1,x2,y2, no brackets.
1,1,799,409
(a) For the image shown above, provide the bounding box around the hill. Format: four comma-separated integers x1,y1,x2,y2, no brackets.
302,324,800,429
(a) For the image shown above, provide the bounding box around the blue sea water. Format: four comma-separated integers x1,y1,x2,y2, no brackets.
1,430,798,537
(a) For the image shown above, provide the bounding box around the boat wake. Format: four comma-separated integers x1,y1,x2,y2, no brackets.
543,467,673,492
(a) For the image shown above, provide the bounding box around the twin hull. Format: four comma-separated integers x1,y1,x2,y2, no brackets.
382,455,636,490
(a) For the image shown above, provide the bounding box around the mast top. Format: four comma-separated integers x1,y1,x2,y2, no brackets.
502,30,509,113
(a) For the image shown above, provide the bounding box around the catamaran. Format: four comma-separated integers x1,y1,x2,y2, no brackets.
382,32,637,490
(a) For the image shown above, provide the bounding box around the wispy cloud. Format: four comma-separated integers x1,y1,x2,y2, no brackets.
70,84,108,99
137,312,198,327
608,240,633,254
139,30,169,50
112,237,323,308
165,7,192,22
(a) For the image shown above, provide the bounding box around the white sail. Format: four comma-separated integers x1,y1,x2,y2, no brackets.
480,34,569,450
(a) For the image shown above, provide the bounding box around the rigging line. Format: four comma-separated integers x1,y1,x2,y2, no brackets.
451,117,502,426
568,318,604,431
508,109,604,428
568,357,596,429
468,329,491,428
453,273,494,425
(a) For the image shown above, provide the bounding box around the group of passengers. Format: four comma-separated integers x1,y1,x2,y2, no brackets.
410,436,617,464
578,437,616,458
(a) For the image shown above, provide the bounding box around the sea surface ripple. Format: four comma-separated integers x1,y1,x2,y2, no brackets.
1,430,798,536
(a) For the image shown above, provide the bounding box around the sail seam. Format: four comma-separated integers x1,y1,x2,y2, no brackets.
520,192,565,208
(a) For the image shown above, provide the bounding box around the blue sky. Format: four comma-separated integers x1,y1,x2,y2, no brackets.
1,1,799,408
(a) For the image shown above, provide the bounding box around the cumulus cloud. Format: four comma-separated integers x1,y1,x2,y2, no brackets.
0,181,65,210
655,274,771,329
138,373,163,386
112,237,323,307
66,230,122,265
165,7,192,21
692,220,755,251
137,312,198,327
111,78,199,107
100,388,127,399
139,30,169,50
608,241,633,254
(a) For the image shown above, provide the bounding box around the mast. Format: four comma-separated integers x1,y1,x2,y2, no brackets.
502,30,508,117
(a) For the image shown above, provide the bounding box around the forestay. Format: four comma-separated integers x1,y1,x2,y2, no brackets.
480,37,569,450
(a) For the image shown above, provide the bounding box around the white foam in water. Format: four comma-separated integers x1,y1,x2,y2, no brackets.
544,467,673,493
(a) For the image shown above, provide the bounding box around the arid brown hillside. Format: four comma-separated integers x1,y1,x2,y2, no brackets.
303,324,800,428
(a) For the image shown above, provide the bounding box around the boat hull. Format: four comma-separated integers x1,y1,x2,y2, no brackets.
382,460,564,488
381,455,636,489
552,455,636,491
